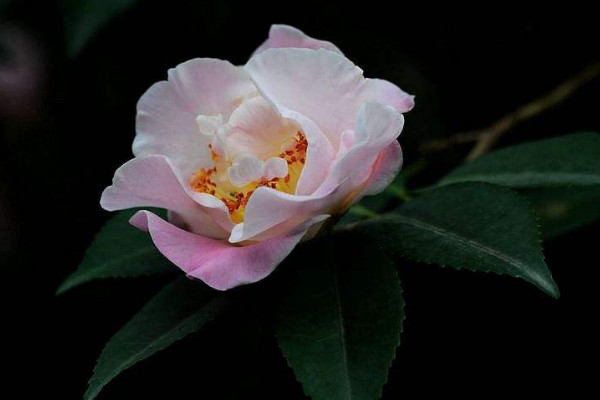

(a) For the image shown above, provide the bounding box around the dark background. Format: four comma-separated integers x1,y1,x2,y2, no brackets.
1,1,598,398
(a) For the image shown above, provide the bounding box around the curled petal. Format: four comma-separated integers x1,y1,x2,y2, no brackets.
100,155,229,239
253,24,342,56
363,78,415,114
362,140,403,196
228,155,264,187
134,58,256,177
225,96,298,160
316,102,404,196
280,109,335,195
130,210,328,290
246,48,363,149
263,157,288,181
165,58,256,118
196,114,223,137
230,103,404,242
246,48,412,149
229,185,343,243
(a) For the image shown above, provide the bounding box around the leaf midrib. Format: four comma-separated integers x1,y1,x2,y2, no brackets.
393,214,546,283
85,245,159,271
333,265,352,400
442,171,600,186
58,246,164,293
70,246,159,280
85,295,226,400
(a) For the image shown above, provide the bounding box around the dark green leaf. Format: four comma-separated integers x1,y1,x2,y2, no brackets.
61,0,142,57
438,132,600,188
277,235,405,400
57,209,174,295
351,183,559,298
85,277,229,400
523,185,600,239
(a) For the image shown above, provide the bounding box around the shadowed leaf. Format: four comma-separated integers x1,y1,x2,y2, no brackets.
84,277,229,400
439,132,600,188
57,209,174,295
277,235,405,400
352,183,559,298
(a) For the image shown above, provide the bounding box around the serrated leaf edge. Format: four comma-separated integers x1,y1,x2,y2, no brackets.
84,294,229,400
275,259,406,400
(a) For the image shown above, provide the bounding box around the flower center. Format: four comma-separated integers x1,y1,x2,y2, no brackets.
189,131,307,223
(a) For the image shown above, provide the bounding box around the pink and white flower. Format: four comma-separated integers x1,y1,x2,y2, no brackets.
101,25,414,290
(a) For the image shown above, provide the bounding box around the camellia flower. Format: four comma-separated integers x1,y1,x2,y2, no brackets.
100,25,414,290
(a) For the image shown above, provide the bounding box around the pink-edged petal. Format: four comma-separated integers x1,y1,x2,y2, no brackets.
130,210,328,290
253,24,342,56
224,96,298,160
224,96,334,195
279,109,335,195
134,58,256,177
100,156,192,212
186,191,235,233
245,48,413,149
246,48,363,148
100,155,229,239
228,103,402,243
166,58,256,118
229,184,345,243
363,78,415,114
316,102,404,196
362,140,403,196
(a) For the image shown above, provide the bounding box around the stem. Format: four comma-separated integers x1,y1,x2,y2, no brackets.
418,61,600,159
347,205,378,218
386,184,411,201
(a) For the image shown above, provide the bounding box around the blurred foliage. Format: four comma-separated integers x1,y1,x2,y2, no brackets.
59,0,142,57
524,185,600,239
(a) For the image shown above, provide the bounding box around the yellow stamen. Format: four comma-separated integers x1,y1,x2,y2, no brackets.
189,131,308,223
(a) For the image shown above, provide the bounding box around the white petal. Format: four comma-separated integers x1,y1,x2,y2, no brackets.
196,114,223,136
252,24,343,56
263,157,288,180
228,155,264,187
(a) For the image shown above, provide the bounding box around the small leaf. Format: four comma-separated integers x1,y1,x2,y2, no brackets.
85,277,229,400
57,209,174,295
60,0,142,57
523,185,600,239
438,132,600,188
277,235,405,400
352,183,559,298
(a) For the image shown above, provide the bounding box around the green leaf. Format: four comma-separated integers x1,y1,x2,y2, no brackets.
85,277,229,400
57,209,174,295
523,185,600,239
438,132,600,188
338,173,409,226
60,0,142,57
277,235,405,400
351,183,559,298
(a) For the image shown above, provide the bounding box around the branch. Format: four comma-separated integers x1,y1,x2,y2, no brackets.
419,61,600,160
